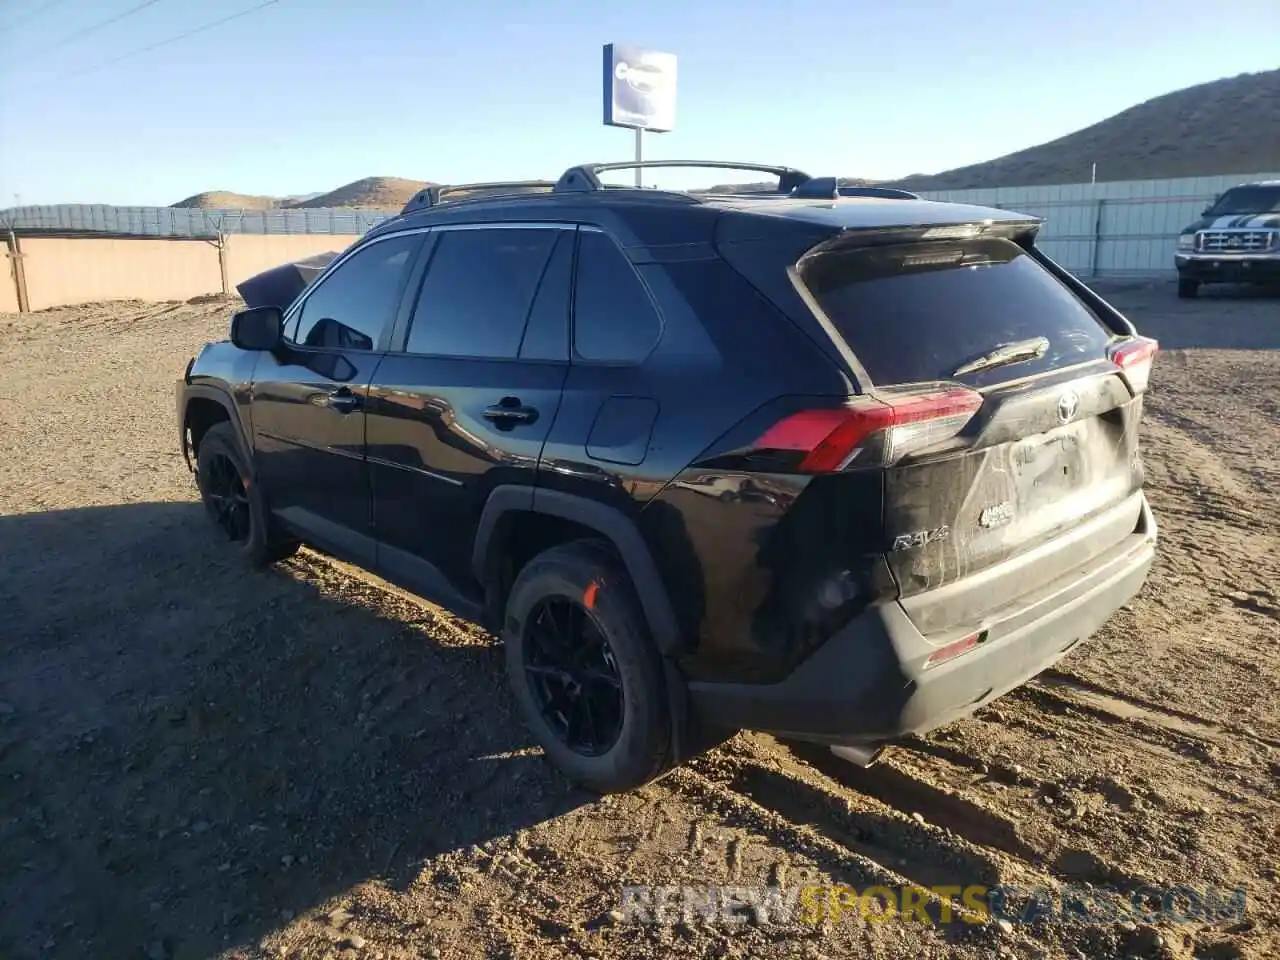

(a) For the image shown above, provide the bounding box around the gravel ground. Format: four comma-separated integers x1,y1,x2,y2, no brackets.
0,282,1277,960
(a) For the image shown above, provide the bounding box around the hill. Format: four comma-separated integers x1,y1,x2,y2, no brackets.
169,178,432,211
885,69,1280,191
171,191,280,210
163,70,1279,209
286,177,433,210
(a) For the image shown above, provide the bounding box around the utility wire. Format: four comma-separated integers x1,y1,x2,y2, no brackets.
0,0,72,32
47,0,167,52
37,0,280,84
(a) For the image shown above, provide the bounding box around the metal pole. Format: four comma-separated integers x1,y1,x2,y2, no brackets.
1091,199,1105,278
5,227,29,313
217,233,230,296
634,128,643,187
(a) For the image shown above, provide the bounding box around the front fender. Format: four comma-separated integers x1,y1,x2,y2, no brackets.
178,342,260,470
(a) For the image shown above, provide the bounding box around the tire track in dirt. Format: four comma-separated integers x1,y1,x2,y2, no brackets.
660,765,1009,954
1034,668,1280,752
717,738,1176,897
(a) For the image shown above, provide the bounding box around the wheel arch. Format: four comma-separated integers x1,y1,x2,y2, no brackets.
181,385,250,470
472,486,682,657
474,485,698,764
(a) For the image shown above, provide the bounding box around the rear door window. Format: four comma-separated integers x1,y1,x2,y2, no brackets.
799,237,1113,387
405,227,559,359
517,232,573,361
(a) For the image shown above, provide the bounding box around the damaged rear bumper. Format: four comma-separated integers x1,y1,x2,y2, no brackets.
688,495,1157,745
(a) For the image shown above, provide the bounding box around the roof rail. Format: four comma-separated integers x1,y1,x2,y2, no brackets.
399,180,557,215
555,160,813,195
396,166,918,215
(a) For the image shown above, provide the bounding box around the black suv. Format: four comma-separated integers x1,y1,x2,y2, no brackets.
177,161,1159,792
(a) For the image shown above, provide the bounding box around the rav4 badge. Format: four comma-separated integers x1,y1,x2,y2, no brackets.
891,527,951,551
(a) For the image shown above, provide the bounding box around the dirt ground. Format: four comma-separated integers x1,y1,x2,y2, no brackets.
1,282,1277,960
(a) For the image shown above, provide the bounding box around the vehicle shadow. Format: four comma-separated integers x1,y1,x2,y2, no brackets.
0,502,591,959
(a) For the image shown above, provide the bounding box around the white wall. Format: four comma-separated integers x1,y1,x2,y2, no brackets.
918,171,1280,277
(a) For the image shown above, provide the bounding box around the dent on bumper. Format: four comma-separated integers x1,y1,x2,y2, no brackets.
688,500,1157,745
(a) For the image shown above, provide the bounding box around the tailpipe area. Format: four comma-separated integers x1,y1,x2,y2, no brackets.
830,743,884,767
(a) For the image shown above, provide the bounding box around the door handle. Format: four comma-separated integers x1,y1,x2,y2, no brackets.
483,397,538,426
325,388,361,414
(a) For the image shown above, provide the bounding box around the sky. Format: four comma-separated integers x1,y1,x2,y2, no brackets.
0,0,1277,206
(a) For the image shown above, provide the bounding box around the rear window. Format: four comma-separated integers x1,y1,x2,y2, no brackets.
800,237,1112,386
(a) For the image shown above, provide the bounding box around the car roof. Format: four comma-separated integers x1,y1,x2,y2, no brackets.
371,190,1036,244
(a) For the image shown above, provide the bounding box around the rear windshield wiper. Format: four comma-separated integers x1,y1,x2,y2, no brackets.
952,336,1050,377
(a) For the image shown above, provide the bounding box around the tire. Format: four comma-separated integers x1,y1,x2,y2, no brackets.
503,540,674,793
195,422,299,566
1177,277,1200,299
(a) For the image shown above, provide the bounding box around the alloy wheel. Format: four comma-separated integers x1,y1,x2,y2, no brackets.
202,453,251,542
522,597,624,756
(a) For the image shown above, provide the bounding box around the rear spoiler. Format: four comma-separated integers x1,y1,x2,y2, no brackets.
797,219,1044,259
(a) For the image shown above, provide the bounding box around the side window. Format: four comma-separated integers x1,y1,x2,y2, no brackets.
405,228,559,359
573,230,662,363
518,231,573,361
291,234,421,350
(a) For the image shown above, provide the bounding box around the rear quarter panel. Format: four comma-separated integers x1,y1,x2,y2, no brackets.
561,251,855,680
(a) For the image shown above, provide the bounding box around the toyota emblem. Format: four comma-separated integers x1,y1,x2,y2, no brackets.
1058,390,1080,424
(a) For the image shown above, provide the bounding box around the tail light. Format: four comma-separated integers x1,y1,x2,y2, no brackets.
754,385,983,472
1108,336,1158,394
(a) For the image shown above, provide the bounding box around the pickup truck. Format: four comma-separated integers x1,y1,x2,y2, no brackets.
1174,180,1280,297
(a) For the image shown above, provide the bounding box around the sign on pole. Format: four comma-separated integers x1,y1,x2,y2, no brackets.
602,43,677,133
603,43,676,186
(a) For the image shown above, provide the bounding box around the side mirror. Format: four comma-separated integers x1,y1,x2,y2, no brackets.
230,305,283,351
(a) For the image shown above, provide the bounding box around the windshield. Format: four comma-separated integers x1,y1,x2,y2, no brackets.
1205,186,1280,216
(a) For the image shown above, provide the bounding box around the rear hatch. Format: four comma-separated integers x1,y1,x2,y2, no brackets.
795,230,1156,636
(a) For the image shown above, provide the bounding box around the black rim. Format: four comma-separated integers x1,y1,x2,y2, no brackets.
202,452,251,543
523,597,623,757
